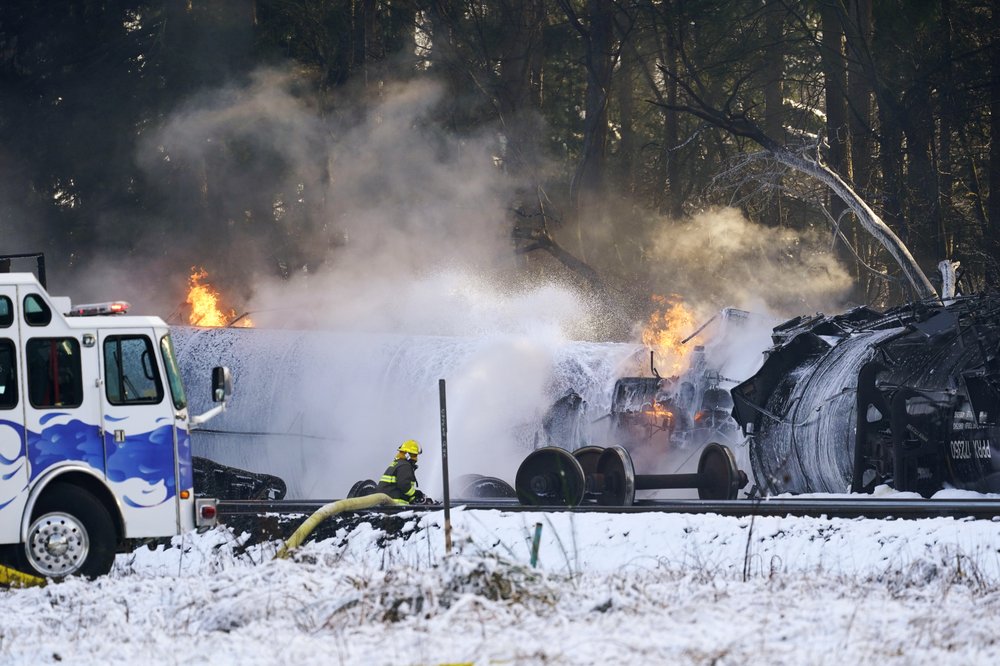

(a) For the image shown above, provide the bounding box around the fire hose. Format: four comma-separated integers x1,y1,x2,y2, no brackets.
274,493,398,559
0,563,45,588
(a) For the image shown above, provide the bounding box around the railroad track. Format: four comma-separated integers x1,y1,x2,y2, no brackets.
218,496,1000,522
215,441,1000,539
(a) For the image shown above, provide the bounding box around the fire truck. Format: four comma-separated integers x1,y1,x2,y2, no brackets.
0,254,226,578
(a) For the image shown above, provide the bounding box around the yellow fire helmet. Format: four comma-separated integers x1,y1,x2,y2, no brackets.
399,439,421,456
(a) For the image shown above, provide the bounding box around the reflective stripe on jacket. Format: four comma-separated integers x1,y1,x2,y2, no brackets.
375,459,418,503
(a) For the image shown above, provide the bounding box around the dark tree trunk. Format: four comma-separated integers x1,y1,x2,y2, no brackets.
937,0,955,259
497,0,544,177
352,0,372,74
844,0,874,298
837,2,907,257
616,39,636,193
572,0,614,210
663,11,682,219
989,2,1000,274
846,0,873,198
904,75,943,265
820,2,849,223
761,0,786,227
820,0,864,299
425,2,472,132
876,108,906,241
841,0,882,302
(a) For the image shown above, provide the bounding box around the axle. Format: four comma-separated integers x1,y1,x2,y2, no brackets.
515,443,748,507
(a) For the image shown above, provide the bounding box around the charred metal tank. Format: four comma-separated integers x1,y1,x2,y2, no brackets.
732,294,1000,497
607,361,739,455
193,456,287,500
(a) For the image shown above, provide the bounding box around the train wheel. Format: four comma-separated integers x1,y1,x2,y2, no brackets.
515,447,586,507
346,479,378,498
697,443,743,500
573,446,604,500
457,475,516,499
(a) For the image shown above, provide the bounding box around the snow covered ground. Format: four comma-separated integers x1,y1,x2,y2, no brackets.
2,506,1000,665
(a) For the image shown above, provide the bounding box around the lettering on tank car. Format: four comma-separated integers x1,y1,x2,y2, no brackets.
949,439,992,460
952,411,977,430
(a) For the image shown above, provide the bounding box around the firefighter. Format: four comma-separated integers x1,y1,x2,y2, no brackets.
376,439,426,504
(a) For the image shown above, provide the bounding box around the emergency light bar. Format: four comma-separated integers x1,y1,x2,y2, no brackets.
68,301,131,316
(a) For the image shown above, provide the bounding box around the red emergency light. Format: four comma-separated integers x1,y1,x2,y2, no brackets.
68,301,131,316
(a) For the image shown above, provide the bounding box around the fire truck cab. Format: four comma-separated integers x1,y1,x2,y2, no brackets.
0,257,227,578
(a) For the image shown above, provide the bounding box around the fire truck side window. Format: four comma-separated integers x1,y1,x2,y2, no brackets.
0,339,17,409
23,294,52,327
0,297,12,328
104,335,163,405
26,338,83,408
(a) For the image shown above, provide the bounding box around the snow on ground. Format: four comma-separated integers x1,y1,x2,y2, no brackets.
3,507,1000,665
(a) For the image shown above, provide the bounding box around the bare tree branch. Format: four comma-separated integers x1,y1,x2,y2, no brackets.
510,191,605,290
819,203,898,284
650,61,938,301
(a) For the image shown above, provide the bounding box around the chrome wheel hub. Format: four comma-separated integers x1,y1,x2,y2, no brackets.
26,512,90,577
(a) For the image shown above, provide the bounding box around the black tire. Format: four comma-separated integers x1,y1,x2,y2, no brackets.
23,484,118,579
346,479,377,498
457,476,517,499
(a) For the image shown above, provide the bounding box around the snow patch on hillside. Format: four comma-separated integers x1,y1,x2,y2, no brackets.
2,510,999,664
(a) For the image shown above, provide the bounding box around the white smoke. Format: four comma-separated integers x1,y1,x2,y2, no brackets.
30,68,856,499
645,206,852,317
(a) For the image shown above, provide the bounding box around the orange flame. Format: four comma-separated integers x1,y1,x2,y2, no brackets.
643,402,674,421
641,294,699,374
186,267,254,328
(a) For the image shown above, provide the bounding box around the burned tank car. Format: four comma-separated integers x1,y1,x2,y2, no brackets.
731,294,1000,497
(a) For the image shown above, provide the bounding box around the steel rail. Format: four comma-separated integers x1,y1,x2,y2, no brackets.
217,497,1000,521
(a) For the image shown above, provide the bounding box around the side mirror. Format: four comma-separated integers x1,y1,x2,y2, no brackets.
212,366,233,403
191,367,233,427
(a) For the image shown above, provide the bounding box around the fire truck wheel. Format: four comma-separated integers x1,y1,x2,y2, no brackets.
24,485,117,579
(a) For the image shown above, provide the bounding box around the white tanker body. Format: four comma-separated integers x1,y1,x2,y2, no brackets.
172,325,642,499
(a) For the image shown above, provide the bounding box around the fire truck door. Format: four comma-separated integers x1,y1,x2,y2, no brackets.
98,330,176,534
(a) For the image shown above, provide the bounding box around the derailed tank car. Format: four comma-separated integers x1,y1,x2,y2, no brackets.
731,294,1000,497
541,308,754,469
